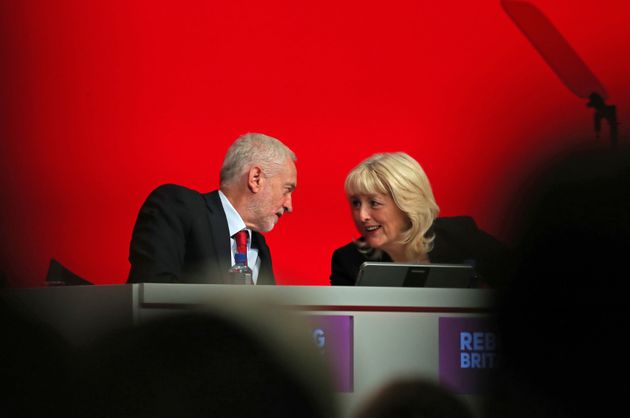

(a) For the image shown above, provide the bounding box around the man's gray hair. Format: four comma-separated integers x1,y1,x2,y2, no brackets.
220,133,297,187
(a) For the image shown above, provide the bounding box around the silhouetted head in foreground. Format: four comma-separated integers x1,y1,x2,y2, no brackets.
79,306,337,418
352,378,475,418
0,297,75,418
493,144,630,417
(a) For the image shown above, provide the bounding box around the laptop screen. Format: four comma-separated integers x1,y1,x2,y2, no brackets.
355,262,475,288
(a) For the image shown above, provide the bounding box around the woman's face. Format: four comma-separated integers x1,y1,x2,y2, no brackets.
348,192,409,253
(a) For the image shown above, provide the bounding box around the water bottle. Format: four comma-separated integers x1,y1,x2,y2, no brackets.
228,252,253,285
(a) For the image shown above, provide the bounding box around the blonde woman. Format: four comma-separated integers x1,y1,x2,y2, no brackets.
330,152,508,287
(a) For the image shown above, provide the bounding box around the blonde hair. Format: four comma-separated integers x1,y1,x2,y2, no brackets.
345,152,440,259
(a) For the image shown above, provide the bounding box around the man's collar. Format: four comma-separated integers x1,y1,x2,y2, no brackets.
218,190,248,238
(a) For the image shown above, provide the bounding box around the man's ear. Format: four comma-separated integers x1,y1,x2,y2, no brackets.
247,166,264,193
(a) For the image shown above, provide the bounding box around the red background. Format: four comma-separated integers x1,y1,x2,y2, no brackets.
1,0,629,287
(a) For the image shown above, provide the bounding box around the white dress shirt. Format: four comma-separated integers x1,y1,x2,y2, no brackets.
218,190,261,284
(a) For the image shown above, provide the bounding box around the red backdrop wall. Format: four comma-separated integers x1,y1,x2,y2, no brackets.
1,0,629,287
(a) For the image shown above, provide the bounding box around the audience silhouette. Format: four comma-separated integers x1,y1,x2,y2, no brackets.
0,296,76,418
351,378,476,418
76,306,337,418
489,144,630,417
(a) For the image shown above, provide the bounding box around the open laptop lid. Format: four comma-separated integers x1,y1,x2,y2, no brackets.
355,262,475,288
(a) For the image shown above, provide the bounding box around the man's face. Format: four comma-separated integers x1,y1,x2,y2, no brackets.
248,158,297,232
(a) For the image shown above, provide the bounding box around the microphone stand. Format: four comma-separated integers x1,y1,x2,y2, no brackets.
586,92,618,149
502,1,622,149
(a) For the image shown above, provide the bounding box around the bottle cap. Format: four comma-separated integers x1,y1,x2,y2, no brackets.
234,252,247,264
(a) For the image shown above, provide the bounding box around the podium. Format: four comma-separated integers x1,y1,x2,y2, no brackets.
1,284,496,417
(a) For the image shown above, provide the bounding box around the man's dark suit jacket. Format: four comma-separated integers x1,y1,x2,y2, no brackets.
330,216,510,288
127,184,275,284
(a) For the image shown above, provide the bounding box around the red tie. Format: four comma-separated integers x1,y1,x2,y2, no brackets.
234,230,248,263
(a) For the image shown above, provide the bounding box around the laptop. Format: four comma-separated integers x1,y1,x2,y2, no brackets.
355,262,476,288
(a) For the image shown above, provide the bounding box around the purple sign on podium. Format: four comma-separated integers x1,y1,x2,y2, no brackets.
305,315,354,392
439,316,499,394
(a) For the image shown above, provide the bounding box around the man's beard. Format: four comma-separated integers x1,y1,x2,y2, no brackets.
247,195,276,233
